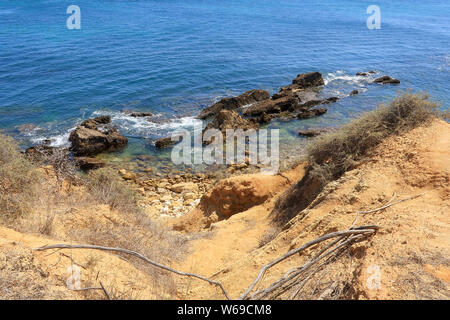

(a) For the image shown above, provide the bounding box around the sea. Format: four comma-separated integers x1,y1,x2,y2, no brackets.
0,0,448,172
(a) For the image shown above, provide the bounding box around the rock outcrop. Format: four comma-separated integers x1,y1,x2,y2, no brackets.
197,89,270,119
296,108,327,119
69,116,128,156
154,136,177,149
291,71,325,89
243,95,300,116
74,157,106,170
204,110,258,134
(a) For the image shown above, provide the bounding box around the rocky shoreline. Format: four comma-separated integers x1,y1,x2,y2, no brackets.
20,70,401,218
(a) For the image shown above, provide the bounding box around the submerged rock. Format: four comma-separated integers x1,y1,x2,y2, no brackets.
349,90,359,95
298,128,328,137
16,123,39,134
297,108,327,119
155,136,177,149
197,89,270,119
374,75,400,84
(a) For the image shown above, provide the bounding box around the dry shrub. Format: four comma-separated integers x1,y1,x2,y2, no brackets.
0,134,40,222
258,226,281,248
60,168,187,297
68,207,187,297
83,167,139,213
306,91,439,184
0,247,74,300
272,91,440,226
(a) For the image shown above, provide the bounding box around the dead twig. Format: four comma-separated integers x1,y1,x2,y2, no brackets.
34,243,230,300
351,192,425,228
99,282,111,300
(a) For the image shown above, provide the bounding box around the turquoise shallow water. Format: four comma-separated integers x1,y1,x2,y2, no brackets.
0,0,449,169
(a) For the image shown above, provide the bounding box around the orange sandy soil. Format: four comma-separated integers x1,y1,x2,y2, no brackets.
0,119,448,299
172,119,449,299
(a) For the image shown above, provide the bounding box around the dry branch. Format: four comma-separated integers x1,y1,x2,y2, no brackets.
240,226,378,299
34,243,230,300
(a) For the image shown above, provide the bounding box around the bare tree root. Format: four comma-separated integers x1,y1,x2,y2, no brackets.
34,243,231,300
240,226,379,300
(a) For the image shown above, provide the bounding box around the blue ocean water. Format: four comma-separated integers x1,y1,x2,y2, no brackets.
0,0,449,166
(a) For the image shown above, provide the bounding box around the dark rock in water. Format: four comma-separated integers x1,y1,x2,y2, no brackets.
296,96,338,110
243,95,300,116
297,108,327,119
373,76,400,84
69,117,127,156
298,128,328,137
198,89,270,119
123,110,153,117
273,74,323,100
74,157,106,170
155,137,177,149
80,116,111,130
136,155,154,161
291,72,324,89
349,90,359,95
203,110,258,135
356,71,376,76
130,112,153,117
321,96,339,104
257,112,272,124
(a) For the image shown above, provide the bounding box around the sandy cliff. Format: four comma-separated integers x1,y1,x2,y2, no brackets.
0,119,448,299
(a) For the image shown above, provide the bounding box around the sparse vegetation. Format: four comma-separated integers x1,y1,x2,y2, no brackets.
83,167,140,213
0,134,186,299
272,91,441,226
306,91,439,184
0,134,40,222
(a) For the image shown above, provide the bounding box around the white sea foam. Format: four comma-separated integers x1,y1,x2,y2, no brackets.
324,70,377,86
29,127,74,148
91,110,198,138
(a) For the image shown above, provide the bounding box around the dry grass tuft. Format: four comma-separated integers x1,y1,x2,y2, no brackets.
83,167,139,213
306,91,439,184
272,91,440,226
0,135,187,299
0,134,40,222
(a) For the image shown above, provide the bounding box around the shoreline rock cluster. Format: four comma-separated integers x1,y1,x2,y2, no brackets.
155,70,401,148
